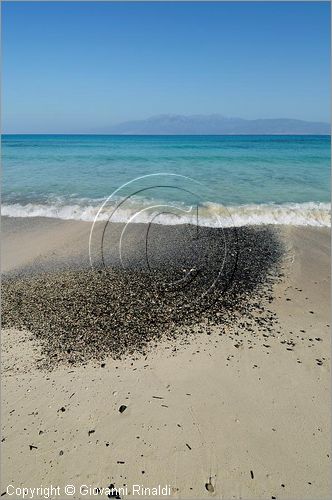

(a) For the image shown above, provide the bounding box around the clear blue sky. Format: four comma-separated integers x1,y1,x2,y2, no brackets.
2,1,330,133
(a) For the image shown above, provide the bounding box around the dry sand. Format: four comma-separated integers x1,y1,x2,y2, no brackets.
1,217,330,499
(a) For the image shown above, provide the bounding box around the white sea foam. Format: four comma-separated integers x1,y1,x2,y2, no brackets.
2,201,330,227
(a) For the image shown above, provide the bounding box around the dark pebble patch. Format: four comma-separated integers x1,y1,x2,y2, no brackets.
2,226,284,368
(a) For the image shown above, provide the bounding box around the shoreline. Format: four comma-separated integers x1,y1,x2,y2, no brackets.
2,199,331,228
2,215,330,276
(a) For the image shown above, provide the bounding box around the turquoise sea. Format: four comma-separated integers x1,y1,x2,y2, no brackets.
2,134,330,226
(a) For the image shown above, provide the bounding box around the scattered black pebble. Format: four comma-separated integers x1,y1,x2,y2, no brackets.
108,484,121,499
119,405,127,414
205,480,214,493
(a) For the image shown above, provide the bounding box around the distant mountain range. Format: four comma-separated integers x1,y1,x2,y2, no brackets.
99,114,330,135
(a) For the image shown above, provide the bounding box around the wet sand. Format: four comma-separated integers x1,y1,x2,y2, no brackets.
1,217,330,499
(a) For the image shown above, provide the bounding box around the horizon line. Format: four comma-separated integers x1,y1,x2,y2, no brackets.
2,132,331,136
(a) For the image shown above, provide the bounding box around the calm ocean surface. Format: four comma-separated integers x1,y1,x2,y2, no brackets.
2,134,330,226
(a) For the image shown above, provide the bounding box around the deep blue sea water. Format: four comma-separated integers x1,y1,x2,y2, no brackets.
2,134,330,226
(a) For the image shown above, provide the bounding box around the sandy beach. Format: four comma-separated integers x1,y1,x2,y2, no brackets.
2,1,331,498
1,217,330,499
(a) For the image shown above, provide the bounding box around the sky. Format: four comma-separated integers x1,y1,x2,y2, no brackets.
2,1,331,133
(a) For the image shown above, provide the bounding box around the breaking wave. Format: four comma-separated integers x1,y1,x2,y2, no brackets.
2,199,330,227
